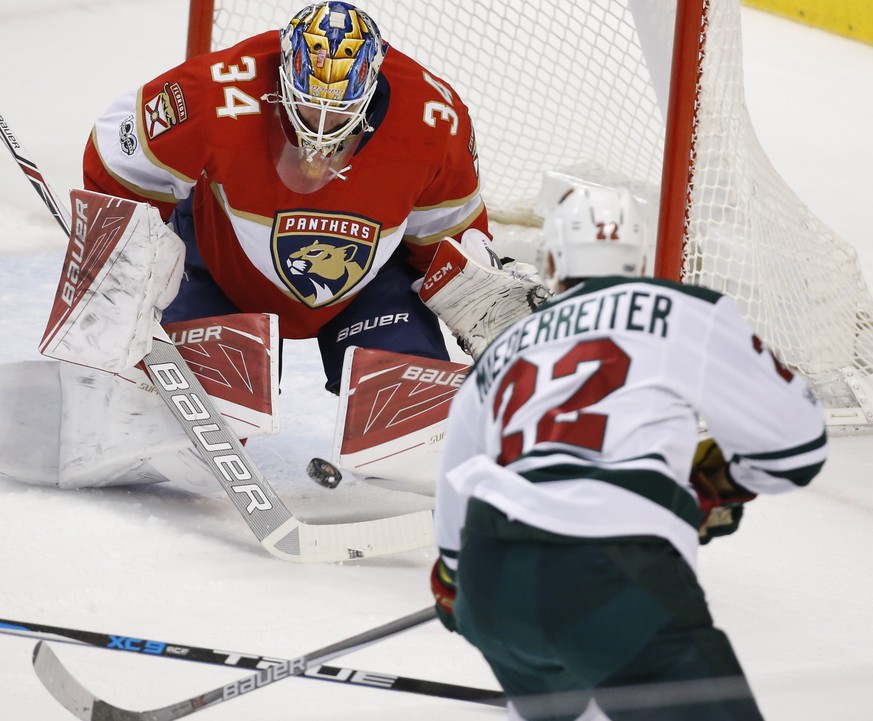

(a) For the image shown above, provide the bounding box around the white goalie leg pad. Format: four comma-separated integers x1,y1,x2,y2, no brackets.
0,361,62,485
418,231,551,359
56,362,197,489
40,190,185,373
0,313,279,489
0,360,188,488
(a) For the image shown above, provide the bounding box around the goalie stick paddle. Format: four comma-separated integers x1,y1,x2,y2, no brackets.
0,618,504,707
32,607,449,721
1,113,434,563
142,328,434,562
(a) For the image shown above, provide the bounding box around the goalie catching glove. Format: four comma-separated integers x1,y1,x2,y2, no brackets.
690,438,757,544
417,230,550,359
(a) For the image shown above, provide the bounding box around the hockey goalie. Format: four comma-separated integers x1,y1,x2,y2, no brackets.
0,189,546,493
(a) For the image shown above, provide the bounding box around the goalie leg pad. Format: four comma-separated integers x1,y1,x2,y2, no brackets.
0,361,62,485
0,313,280,489
57,362,193,489
0,360,190,488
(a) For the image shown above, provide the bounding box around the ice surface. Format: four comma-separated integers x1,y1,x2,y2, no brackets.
1,3,871,719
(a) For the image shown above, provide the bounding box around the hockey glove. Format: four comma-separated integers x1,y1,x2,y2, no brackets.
430,558,457,632
418,233,550,359
690,438,757,544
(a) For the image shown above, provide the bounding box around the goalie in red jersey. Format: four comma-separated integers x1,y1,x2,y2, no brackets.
0,2,549,492
83,1,540,393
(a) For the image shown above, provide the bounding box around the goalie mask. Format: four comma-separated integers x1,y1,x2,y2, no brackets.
538,185,645,291
271,2,386,192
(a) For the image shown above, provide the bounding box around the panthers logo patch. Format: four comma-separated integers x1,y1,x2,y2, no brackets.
272,210,380,308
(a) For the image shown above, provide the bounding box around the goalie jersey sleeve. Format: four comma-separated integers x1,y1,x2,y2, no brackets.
82,31,487,339
433,277,827,571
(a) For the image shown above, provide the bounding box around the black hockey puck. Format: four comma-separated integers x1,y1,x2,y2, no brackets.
307,457,342,489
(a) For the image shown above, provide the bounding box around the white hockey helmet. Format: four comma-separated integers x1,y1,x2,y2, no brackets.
538,185,645,288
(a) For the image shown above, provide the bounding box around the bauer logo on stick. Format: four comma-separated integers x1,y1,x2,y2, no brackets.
149,359,274,515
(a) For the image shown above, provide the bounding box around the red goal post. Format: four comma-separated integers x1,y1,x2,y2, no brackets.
186,0,214,61
185,0,873,432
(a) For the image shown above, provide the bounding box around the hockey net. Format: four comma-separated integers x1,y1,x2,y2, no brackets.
187,0,873,431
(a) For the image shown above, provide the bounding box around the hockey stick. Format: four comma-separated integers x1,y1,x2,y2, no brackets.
142,326,434,562
0,112,72,234
33,607,445,721
1,113,434,563
0,617,504,707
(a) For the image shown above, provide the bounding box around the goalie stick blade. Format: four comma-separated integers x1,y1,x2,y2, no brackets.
262,510,434,563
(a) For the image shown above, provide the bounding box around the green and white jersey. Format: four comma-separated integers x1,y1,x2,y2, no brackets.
434,277,828,571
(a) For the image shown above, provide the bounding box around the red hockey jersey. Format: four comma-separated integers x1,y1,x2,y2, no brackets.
83,31,488,339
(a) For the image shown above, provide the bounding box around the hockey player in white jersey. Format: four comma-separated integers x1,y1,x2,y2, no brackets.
430,183,828,721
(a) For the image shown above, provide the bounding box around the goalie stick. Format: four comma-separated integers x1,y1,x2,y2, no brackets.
33,607,441,721
0,112,72,235
0,617,504,707
1,112,434,563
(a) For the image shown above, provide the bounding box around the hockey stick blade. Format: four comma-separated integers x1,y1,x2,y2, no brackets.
0,618,504,707
33,607,439,721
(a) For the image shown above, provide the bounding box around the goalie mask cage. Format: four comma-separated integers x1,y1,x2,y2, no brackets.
187,0,873,433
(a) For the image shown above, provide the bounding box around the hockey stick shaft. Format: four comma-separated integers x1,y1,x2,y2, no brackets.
0,617,503,706
2,114,434,563
142,329,306,558
33,607,449,721
0,112,72,235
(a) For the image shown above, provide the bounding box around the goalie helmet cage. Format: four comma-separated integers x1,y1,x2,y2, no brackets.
185,0,873,433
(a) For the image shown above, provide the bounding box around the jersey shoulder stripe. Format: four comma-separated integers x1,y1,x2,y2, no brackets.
742,430,828,460
539,276,723,312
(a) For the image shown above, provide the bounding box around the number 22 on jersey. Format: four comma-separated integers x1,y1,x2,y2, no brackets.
493,339,631,465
